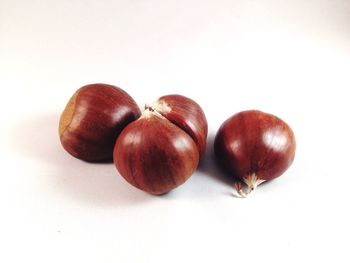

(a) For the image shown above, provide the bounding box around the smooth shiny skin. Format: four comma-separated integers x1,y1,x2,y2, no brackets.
114,111,199,195
214,110,296,182
152,95,208,157
59,83,141,162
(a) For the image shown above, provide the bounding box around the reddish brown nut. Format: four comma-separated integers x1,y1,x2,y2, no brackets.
149,95,208,158
113,95,208,195
214,110,296,197
59,83,141,162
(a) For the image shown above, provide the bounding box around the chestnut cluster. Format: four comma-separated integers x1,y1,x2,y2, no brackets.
59,83,207,195
59,83,296,197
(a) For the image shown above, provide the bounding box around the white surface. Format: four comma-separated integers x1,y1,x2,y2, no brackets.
1,0,350,262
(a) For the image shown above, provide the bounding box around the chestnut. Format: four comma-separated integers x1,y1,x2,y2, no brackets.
113,95,208,195
214,110,296,197
59,83,141,162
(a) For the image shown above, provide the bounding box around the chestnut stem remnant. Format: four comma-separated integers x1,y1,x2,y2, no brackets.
232,174,265,198
142,107,165,119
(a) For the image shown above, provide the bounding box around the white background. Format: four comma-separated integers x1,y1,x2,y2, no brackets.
1,0,349,262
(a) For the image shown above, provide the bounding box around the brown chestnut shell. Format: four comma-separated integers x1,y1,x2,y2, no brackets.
214,110,296,184
113,111,200,195
149,95,208,158
59,83,141,162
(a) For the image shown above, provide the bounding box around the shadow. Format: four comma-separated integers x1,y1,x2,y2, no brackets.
256,176,279,190
13,113,152,207
197,132,236,186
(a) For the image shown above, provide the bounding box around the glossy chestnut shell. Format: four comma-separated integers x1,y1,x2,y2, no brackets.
113,95,208,195
151,95,208,158
214,110,296,196
59,83,141,162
